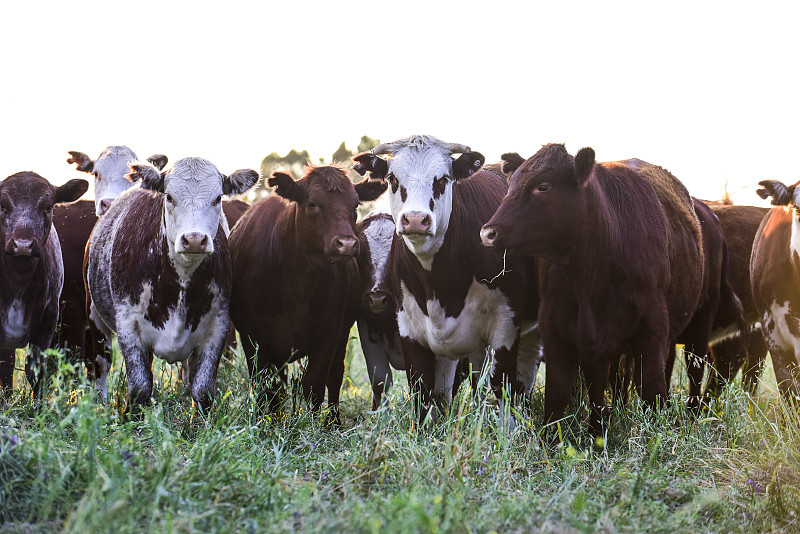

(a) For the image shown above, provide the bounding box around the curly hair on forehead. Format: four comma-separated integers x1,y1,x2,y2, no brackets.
303,165,351,193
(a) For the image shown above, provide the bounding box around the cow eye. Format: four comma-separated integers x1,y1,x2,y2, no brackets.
213,195,222,206
166,194,176,205
536,183,551,193
308,201,318,209
387,173,398,187
45,204,53,213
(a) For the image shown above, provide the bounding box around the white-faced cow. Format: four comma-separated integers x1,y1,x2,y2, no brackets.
352,135,540,418
750,179,800,401
68,146,168,216
0,172,88,393
86,158,257,411
352,211,405,408
481,145,704,437
229,166,386,422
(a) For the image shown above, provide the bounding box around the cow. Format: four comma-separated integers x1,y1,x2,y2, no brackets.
68,146,168,216
0,172,88,393
352,211,405,408
750,179,800,401
352,135,540,420
85,157,257,411
229,166,386,422
480,145,704,438
702,203,769,396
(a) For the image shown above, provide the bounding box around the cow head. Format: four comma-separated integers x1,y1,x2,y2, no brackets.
269,166,386,262
481,144,595,262
68,145,168,216
353,135,484,264
129,157,257,268
356,212,396,314
0,172,88,258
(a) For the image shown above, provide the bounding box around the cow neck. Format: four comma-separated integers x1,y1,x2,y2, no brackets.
280,205,331,300
0,255,44,301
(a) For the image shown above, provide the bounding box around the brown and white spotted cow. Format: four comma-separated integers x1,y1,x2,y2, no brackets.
0,172,88,393
86,158,257,411
353,136,540,418
352,211,405,408
481,145,704,437
229,167,386,421
750,179,800,401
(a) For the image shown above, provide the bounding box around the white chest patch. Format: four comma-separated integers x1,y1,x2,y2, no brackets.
116,281,222,364
765,300,800,359
3,299,27,343
397,278,517,360
791,217,800,260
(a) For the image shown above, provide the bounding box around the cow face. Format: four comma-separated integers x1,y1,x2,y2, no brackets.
269,166,386,262
481,144,594,262
130,158,257,268
356,212,396,314
68,146,168,216
757,179,800,255
0,172,88,258
353,135,483,263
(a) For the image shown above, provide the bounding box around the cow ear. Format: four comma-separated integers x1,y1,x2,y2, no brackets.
54,179,89,204
757,180,796,206
147,154,168,170
223,169,259,196
452,151,485,180
355,178,388,203
129,162,165,192
67,151,94,173
352,153,389,179
501,152,525,175
268,171,303,202
574,147,595,187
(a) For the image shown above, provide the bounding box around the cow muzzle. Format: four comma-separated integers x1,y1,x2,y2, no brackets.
328,235,359,258
366,290,391,314
178,232,212,255
5,237,39,257
480,226,498,248
98,198,114,216
399,211,433,236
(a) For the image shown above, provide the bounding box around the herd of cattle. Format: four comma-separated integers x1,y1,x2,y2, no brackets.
1,136,799,435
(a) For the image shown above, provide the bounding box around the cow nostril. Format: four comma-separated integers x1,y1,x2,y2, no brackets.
100,199,113,214
401,215,410,229
480,227,497,246
421,215,431,229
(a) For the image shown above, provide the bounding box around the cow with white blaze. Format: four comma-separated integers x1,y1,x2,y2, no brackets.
0,172,88,392
750,179,800,401
86,158,257,411
353,135,540,417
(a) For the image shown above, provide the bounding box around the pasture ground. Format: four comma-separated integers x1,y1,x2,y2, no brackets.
1,330,799,533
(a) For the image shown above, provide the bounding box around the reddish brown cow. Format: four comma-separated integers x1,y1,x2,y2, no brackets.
229,167,386,421
750,180,800,401
0,172,87,392
704,203,769,395
481,145,703,437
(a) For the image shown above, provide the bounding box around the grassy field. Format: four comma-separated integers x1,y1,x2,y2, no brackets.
1,332,799,533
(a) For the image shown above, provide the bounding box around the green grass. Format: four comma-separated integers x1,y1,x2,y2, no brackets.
1,334,799,533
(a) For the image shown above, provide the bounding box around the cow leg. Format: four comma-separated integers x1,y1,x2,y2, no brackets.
433,355,459,415
0,348,14,391
681,323,714,409
492,341,520,401
358,319,393,410
584,358,611,439
88,304,113,402
542,342,579,440
768,344,800,403
632,332,669,408
517,327,542,396
58,300,87,366
742,330,768,395
240,334,286,414
118,334,154,413
401,337,435,422
323,331,348,425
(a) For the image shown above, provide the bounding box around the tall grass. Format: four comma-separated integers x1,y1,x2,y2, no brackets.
1,335,799,533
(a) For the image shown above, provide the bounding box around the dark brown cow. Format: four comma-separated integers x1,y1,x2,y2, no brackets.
229,166,386,420
86,158,257,410
481,145,704,436
705,203,769,395
352,136,541,420
0,172,87,393
750,179,800,401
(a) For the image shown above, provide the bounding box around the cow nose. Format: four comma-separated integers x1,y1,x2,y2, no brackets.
180,232,210,254
99,198,114,215
12,238,33,256
367,291,390,313
400,211,432,234
480,226,497,247
332,235,358,256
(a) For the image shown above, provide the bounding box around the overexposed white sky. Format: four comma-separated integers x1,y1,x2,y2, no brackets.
1,1,797,205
